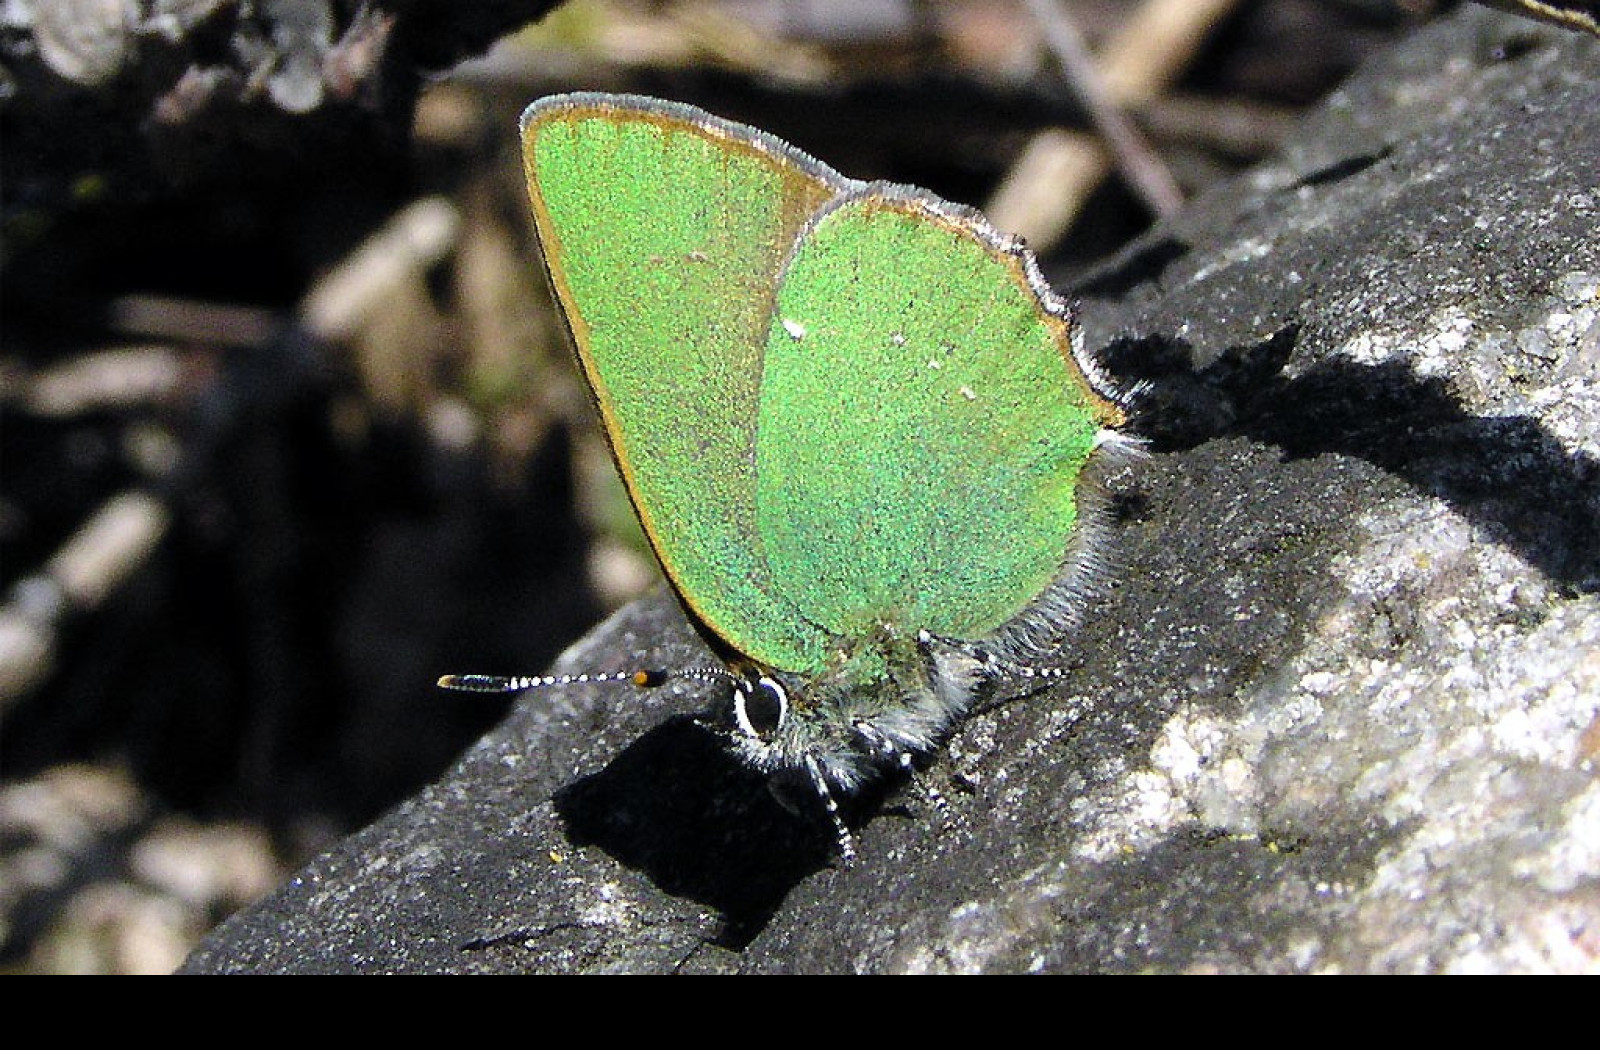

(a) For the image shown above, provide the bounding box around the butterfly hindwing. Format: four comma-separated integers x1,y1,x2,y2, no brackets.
755,189,1123,647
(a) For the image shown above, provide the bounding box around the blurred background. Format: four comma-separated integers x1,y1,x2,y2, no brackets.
1,0,1494,972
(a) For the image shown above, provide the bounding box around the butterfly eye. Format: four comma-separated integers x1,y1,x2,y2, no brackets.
732,675,789,741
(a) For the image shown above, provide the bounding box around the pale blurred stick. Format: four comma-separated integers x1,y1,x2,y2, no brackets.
0,198,463,706
1023,0,1182,220
987,0,1241,252
0,492,170,706
301,196,460,343
1473,0,1600,37
303,196,460,415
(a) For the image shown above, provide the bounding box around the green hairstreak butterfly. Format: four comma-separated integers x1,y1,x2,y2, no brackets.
441,93,1136,861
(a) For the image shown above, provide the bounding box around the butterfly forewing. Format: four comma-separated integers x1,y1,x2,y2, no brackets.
520,95,846,672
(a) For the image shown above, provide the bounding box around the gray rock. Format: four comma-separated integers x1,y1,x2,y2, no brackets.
182,8,1600,973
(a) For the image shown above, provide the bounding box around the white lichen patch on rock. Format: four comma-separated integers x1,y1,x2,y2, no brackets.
1068,484,1600,970
1328,270,1600,418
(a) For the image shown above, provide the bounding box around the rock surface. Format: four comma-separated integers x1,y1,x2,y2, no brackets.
183,8,1600,973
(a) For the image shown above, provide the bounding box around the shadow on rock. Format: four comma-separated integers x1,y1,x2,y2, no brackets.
1107,328,1600,593
552,715,838,946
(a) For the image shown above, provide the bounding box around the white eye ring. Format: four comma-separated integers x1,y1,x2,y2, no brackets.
732,675,789,739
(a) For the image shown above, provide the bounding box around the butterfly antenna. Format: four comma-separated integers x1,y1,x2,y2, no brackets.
437,670,658,692
989,657,1073,684
437,667,742,694
918,628,1075,689
974,640,1074,688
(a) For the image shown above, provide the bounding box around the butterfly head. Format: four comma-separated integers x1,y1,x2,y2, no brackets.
705,625,992,832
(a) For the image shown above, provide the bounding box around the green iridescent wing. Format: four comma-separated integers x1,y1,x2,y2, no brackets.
755,189,1122,651
521,94,843,671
